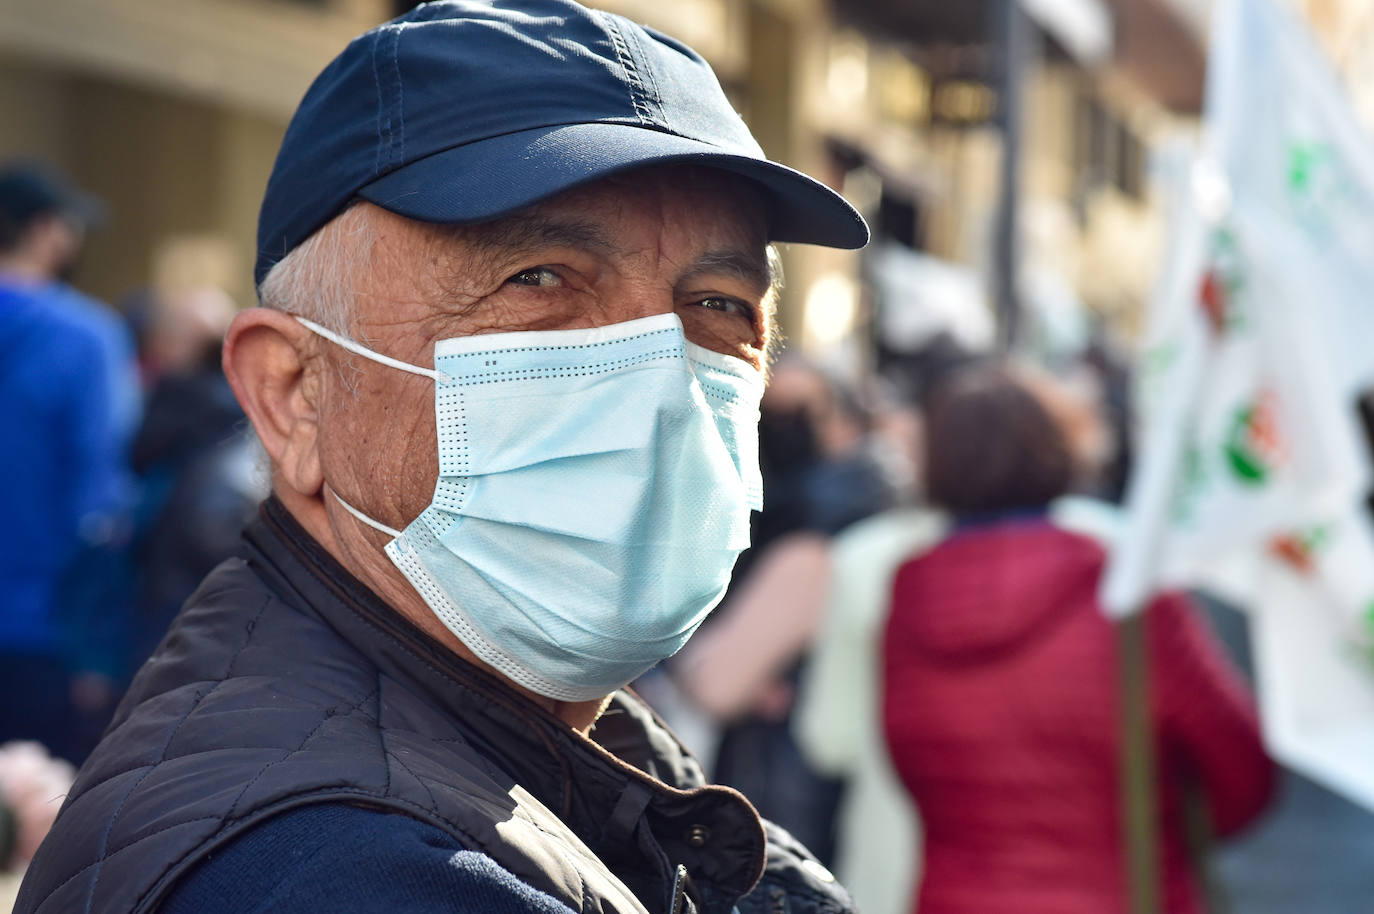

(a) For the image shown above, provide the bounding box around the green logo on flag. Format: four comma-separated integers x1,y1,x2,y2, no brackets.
1224,392,1285,485
1288,141,1332,194
1286,140,1349,239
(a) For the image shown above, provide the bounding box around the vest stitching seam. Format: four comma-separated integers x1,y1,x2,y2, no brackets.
384,731,442,813
375,675,391,796
43,789,547,911
225,687,381,819
103,813,229,860
144,789,492,914
573,858,591,914
29,812,229,906
77,594,273,911
500,804,622,913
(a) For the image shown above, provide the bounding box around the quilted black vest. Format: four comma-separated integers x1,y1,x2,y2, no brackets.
16,500,776,914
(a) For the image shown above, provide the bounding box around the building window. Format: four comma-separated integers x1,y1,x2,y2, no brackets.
1074,94,1144,203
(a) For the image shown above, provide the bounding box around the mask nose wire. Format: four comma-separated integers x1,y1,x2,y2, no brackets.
325,482,405,540
294,315,451,383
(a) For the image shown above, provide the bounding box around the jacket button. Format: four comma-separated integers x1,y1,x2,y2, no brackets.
685,824,710,848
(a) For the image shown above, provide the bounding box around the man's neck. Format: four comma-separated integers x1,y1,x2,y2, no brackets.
275,483,611,735
0,256,52,285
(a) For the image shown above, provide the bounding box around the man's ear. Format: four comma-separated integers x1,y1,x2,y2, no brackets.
222,308,324,498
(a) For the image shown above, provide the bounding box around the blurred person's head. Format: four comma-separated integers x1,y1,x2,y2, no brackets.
759,355,870,477
921,364,1079,515
144,285,237,378
0,163,103,283
0,741,75,868
1016,362,1113,491
882,331,986,408
868,379,925,501
759,356,828,475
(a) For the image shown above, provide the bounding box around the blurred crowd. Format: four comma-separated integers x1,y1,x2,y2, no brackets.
637,304,1374,909
2,155,1373,914
0,163,266,894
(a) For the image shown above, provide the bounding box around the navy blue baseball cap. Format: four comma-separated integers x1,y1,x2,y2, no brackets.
255,0,868,286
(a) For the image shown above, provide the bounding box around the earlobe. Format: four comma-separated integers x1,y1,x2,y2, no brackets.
222,308,324,498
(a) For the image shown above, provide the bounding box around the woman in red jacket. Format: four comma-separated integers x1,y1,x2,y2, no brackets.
883,365,1273,914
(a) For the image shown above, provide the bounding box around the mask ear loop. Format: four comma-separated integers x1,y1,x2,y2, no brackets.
326,483,404,539
296,315,432,541
295,316,450,383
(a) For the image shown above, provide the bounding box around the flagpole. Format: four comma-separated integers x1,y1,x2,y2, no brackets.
992,0,1034,351
1183,779,1227,914
1118,611,1161,914
1103,155,1222,914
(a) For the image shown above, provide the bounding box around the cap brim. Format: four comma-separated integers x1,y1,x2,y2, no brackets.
356,122,868,250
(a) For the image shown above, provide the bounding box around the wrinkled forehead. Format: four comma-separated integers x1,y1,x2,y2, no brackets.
368,164,775,292
467,164,768,248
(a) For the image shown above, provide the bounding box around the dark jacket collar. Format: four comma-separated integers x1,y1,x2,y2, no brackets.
245,498,766,908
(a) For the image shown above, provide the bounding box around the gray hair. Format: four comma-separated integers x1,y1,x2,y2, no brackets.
257,202,372,334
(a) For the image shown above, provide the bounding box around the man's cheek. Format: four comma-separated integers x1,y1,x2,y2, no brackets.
677,309,760,365
395,421,443,523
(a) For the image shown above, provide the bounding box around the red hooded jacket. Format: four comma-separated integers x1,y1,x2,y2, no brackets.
882,520,1274,914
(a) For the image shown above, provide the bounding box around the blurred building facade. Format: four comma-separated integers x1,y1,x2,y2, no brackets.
0,0,389,310
820,0,1205,371
832,0,1374,370
0,0,859,338
1297,0,1374,128
0,0,1368,361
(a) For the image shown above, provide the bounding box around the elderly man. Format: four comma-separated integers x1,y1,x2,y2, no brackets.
17,2,866,912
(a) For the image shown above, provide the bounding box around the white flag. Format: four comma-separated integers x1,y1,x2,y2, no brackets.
1252,509,1374,809
1100,0,1374,811
1100,0,1374,617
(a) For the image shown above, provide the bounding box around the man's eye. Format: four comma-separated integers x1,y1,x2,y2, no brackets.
695,296,752,318
507,267,562,288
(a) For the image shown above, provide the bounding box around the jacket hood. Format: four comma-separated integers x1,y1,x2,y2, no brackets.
890,519,1105,663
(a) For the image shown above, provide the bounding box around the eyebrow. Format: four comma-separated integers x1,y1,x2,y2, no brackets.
455,213,774,296
453,214,619,259
678,249,774,300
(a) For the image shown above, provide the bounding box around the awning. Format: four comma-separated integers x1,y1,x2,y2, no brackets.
834,0,1111,64
833,0,1204,111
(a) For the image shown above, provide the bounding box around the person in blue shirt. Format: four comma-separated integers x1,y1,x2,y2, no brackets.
0,163,138,763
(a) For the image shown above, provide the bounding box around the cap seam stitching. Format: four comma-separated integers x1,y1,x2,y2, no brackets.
370,33,385,177
390,25,407,165
622,24,667,126
599,14,653,127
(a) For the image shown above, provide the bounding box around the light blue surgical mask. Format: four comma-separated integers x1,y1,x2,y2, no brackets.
297,313,764,701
